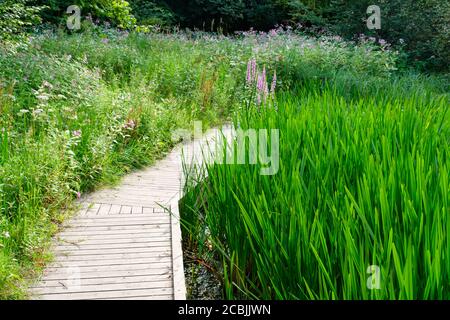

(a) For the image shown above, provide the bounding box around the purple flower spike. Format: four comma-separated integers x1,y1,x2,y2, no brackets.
262,66,266,85
264,83,269,102
246,58,258,84
246,60,252,84
270,70,277,95
257,73,264,93
251,59,257,82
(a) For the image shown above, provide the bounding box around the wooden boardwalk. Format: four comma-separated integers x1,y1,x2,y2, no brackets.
30,127,231,300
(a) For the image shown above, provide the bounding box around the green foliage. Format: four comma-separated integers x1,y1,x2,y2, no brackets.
31,0,136,29
106,0,137,29
0,0,45,41
130,0,176,26
328,0,450,72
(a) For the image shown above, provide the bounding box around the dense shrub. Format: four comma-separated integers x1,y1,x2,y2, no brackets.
31,0,136,29
130,0,175,26
0,0,45,40
328,0,450,72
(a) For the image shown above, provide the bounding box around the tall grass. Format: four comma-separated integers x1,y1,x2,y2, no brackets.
0,30,245,298
181,81,449,299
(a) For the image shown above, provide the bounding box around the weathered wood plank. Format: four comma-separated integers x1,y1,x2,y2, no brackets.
49,258,171,269
60,224,170,232
59,231,170,239
108,204,122,215
58,229,170,237
97,204,111,216
56,238,171,246
33,280,173,295
44,262,171,273
34,274,172,288
54,243,172,252
34,287,173,300
54,251,172,262
70,215,170,222
120,205,132,214
40,269,172,281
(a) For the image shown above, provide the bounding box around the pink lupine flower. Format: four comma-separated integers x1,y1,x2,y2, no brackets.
246,58,257,84
255,66,270,104
257,73,264,93
257,66,267,93
76,192,81,199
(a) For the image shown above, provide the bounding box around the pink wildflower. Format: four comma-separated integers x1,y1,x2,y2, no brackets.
123,120,136,130
257,73,264,93
246,60,252,84
270,70,277,95
246,58,257,84
251,59,257,82
72,130,82,137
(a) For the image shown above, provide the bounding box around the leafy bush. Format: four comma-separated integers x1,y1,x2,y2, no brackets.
31,0,136,29
130,0,175,26
0,0,45,41
327,0,450,72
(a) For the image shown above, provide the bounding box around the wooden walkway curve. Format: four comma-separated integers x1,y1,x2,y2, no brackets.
30,126,232,300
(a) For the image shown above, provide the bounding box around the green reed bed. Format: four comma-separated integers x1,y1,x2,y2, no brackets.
181,82,449,299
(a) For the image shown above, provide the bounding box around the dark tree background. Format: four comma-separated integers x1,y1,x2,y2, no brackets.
2,0,449,71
